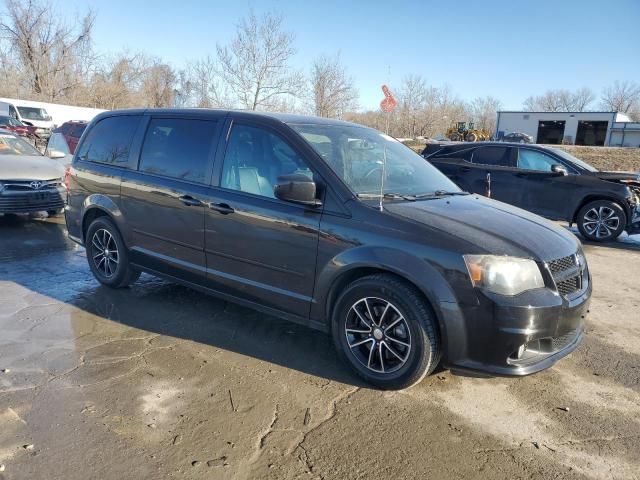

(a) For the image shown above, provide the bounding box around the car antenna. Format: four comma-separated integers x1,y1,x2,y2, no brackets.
379,141,387,212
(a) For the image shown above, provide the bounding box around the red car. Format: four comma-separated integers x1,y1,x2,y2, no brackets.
0,115,37,140
54,120,88,154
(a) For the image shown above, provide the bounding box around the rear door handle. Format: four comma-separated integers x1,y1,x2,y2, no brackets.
179,195,203,207
460,166,471,172
514,172,528,178
208,202,235,215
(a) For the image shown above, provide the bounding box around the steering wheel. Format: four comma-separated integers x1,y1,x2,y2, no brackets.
364,166,383,181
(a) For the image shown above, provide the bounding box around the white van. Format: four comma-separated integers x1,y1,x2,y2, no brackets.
0,99,54,139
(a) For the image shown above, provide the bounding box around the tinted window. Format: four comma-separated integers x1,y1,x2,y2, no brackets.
221,124,312,198
472,147,512,166
139,118,217,183
77,116,140,164
69,124,86,138
517,149,562,172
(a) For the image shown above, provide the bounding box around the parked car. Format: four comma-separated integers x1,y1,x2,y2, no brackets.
0,115,38,143
66,109,591,389
423,142,640,241
53,120,87,154
0,129,66,217
501,132,534,144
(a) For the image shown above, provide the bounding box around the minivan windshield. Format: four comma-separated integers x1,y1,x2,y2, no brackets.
549,147,598,172
291,124,461,198
17,106,50,121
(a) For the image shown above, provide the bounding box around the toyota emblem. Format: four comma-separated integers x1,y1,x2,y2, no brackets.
29,181,43,190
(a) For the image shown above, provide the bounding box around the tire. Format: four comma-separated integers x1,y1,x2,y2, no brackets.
85,217,140,288
577,200,626,242
465,133,478,142
331,274,441,390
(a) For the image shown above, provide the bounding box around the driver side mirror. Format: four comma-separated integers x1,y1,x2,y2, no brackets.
48,150,66,160
274,174,322,207
551,164,568,176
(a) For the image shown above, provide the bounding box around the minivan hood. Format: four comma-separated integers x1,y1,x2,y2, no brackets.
384,195,580,261
0,154,64,181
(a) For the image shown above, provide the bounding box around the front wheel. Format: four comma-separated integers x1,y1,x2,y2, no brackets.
332,274,440,390
86,217,140,288
577,200,626,242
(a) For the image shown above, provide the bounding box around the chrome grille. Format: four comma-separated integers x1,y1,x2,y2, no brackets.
548,255,576,274
2,179,62,191
547,253,582,298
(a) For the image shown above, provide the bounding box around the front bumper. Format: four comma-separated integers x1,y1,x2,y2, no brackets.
0,186,65,214
444,274,591,376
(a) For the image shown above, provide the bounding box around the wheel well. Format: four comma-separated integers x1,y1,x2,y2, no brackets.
325,267,440,332
82,208,109,242
572,195,628,224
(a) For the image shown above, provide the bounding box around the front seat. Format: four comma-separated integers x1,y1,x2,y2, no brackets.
236,140,274,197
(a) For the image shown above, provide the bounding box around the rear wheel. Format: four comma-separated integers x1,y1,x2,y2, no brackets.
86,217,140,288
465,132,478,142
332,274,440,390
577,200,626,242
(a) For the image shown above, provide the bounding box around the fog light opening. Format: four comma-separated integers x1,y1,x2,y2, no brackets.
510,343,527,360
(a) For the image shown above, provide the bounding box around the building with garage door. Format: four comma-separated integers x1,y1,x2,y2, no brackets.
495,111,635,146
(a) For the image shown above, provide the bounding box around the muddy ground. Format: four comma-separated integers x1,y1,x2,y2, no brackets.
0,215,639,480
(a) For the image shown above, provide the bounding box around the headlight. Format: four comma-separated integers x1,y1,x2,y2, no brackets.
463,255,545,296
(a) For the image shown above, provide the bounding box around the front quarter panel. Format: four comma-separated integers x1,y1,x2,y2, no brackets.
312,202,480,358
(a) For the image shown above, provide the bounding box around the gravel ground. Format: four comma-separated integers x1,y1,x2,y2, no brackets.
0,215,639,480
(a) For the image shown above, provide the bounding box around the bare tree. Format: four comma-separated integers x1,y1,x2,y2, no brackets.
524,88,595,112
0,0,95,101
140,60,176,108
309,53,358,118
185,55,230,108
571,87,595,112
397,74,427,138
216,10,303,110
600,81,640,118
469,96,503,134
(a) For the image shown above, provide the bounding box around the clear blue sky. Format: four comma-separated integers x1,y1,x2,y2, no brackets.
63,0,639,110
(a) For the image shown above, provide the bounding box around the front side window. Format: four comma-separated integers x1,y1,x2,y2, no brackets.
472,147,512,166
46,133,70,155
291,123,459,197
518,149,563,172
139,118,217,183
220,124,313,198
77,116,140,164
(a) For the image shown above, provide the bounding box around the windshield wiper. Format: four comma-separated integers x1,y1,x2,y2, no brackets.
357,192,416,201
413,190,469,199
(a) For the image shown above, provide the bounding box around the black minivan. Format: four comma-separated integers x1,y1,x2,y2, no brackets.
66,109,591,389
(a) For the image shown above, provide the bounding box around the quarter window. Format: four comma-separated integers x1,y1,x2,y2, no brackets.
471,147,512,166
139,118,218,183
77,116,140,164
220,124,313,198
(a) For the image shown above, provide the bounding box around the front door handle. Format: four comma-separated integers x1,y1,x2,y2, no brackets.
208,202,235,215
179,195,203,207
460,166,471,172
514,172,528,178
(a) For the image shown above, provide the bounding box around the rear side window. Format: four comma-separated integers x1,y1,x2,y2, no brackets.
77,116,140,164
139,118,217,183
69,124,86,138
471,147,513,166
